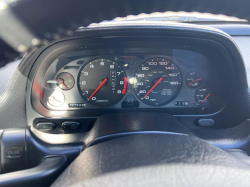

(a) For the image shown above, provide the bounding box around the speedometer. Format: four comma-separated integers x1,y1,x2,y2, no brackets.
78,59,127,106
134,57,182,106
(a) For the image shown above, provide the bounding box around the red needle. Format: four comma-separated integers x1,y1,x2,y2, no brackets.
88,78,108,100
143,77,163,99
189,78,202,86
201,93,211,103
48,96,60,102
58,78,67,89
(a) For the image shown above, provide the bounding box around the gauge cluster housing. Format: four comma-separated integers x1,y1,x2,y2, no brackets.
24,24,248,136
30,37,234,117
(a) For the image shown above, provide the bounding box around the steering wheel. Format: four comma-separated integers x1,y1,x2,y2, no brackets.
52,132,250,187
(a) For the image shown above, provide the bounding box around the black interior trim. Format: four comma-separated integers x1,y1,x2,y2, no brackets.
0,155,68,187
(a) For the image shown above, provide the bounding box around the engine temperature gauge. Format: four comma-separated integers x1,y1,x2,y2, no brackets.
186,71,203,88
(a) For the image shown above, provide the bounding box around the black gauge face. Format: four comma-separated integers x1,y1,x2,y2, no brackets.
134,57,182,106
56,72,75,90
195,88,212,106
78,59,127,106
186,71,203,88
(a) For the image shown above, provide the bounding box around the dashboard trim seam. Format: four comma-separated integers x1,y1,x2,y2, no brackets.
86,131,187,147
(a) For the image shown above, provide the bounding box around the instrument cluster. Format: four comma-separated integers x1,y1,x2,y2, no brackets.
40,49,219,113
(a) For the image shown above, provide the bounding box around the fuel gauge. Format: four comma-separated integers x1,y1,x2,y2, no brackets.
195,88,211,106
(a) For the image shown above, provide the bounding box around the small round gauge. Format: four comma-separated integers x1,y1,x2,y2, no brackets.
186,71,203,88
56,72,75,90
195,88,211,106
78,59,127,106
47,90,65,107
134,57,182,106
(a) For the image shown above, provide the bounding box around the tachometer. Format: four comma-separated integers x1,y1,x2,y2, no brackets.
78,59,127,106
134,57,182,106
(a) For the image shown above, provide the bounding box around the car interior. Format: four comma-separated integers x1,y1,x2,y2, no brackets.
2,0,250,186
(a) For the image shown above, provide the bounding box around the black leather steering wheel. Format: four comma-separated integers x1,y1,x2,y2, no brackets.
52,133,250,187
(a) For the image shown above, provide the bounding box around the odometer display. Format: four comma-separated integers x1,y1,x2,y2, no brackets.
78,59,127,106
134,57,182,106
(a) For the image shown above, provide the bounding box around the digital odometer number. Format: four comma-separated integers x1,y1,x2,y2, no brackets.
78,59,127,106
134,57,182,106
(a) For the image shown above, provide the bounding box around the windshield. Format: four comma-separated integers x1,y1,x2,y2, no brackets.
0,2,248,69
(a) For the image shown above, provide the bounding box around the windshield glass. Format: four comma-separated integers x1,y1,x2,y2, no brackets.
0,2,248,69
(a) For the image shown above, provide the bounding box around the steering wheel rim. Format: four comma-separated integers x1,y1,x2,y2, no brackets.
52,133,250,187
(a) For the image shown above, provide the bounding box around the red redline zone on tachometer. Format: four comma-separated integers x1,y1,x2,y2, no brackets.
122,77,127,94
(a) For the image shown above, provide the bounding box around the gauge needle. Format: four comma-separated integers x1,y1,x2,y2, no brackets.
48,96,60,102
201,93,210,103
58,78,67,89
143,77,163,99
189,78,202,86
88,78,108,100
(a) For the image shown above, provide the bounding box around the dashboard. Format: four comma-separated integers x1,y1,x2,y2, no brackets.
27,31,239,135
